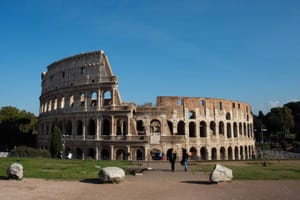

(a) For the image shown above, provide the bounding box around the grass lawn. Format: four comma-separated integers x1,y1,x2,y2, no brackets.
1,157,132,180
196,160,300,180
1,157,300,180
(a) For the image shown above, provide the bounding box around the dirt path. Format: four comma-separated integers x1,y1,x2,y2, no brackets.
1,161,300,200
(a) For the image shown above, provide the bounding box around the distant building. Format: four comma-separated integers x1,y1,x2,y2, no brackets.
38,50,256,160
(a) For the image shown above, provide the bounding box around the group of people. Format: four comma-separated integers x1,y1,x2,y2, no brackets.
168,148,189,172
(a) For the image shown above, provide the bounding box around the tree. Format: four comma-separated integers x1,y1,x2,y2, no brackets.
48,125,63,158
0,106,37,151
265,106,295,137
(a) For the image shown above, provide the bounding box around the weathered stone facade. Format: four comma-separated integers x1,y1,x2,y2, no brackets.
38,50,256,160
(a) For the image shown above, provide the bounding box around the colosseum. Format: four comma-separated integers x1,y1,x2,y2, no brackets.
38,50,256,161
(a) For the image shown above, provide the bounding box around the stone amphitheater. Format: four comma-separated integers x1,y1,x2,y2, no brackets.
37,50,256,160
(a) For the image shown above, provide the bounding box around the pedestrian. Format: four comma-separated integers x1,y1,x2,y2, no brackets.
181,148,189,172
169,150,177,172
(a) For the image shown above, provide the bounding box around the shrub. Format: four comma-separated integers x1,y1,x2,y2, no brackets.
10,146,50,158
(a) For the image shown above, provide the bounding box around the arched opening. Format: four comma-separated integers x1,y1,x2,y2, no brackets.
189,147,198,160
76,148,83,159
227,123,232,138
188,111,196,119
116,119,123,136
200,147,207,160
91,92,98,107
220,147,226,160
77,120,83,135
69,95,74,108
233,122,238,137
210,121,216,135
177,121,185,135
66,120,72,135
116,149,126,160
189,122,196,137
88,119,96,135
228,146,233,160
101,149,110,160
167,121,173,135
211,148,217,160
240,146,244,160
239,122,243,135
150,148,161,160
200,121,207,137
226,112,231,120
219,121,224,136
150,120,161,134
137,120,145,135
136,149,143,160
88,148,96,159
80,93,85,107
102,118,110,135
234,146,239,160
103,90,112,106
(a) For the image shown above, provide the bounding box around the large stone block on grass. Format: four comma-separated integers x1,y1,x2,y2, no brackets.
7,162,23,180
209,163,233,183
98,167,125,183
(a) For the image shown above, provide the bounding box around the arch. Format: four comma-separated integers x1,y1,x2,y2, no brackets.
239,122,243,135
189,122,196,137
137,120,145,135
243,123,247,136
210,121,216,135
91,91,97,107
136,149,144,160
220,147,226,160
61,96,65,109
211,148,217,160
102,118,110,135
227,123,232,138
80,93,85,107
76,148,83,159
116,119,123,136
189,147,198,160
219,121,224,136
150,148,161,160
226,112,231,120
69,95,74,108
240,146,244,160
103,90,112,106
88,119,96,135
188,111,196,119
177,121,185,135
167,120,173,135
116,149,127,160
88,148,96,159
233,122,238,137
150,119,161,134
66,120,72,135
53,98,58,110
245,146,248,159
234,146,239,160
200,121,207,137
200,147,207,160
101,148,110,160
228,146,233,160
77,120,83,135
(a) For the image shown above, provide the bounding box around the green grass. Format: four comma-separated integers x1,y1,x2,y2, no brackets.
2,158,300,180
196,160,300,180
0,157,132,180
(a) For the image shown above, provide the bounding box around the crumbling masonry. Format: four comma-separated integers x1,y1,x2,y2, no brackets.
38,50,256,160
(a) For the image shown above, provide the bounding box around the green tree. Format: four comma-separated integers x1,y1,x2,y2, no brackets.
48,125,63,158
0,106,37,151
265,106,295,137
285,101,300,141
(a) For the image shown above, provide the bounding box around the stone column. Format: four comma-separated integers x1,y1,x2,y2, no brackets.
82,119,86,140
110,145,114,160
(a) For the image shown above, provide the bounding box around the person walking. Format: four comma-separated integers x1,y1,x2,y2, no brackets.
181,148,189,172
169,150,177,172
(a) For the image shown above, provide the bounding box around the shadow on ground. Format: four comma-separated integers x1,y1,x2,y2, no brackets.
181,180,215,185
80,178,102,184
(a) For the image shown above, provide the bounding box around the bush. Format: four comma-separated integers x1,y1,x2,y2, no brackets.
10,146,50,158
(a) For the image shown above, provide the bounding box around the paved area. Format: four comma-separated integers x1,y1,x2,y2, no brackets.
0,161,300,200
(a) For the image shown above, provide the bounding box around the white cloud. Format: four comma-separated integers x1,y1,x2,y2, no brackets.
269,100,281,108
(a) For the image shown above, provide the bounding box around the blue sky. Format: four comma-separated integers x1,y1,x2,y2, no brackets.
0,0,299,116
